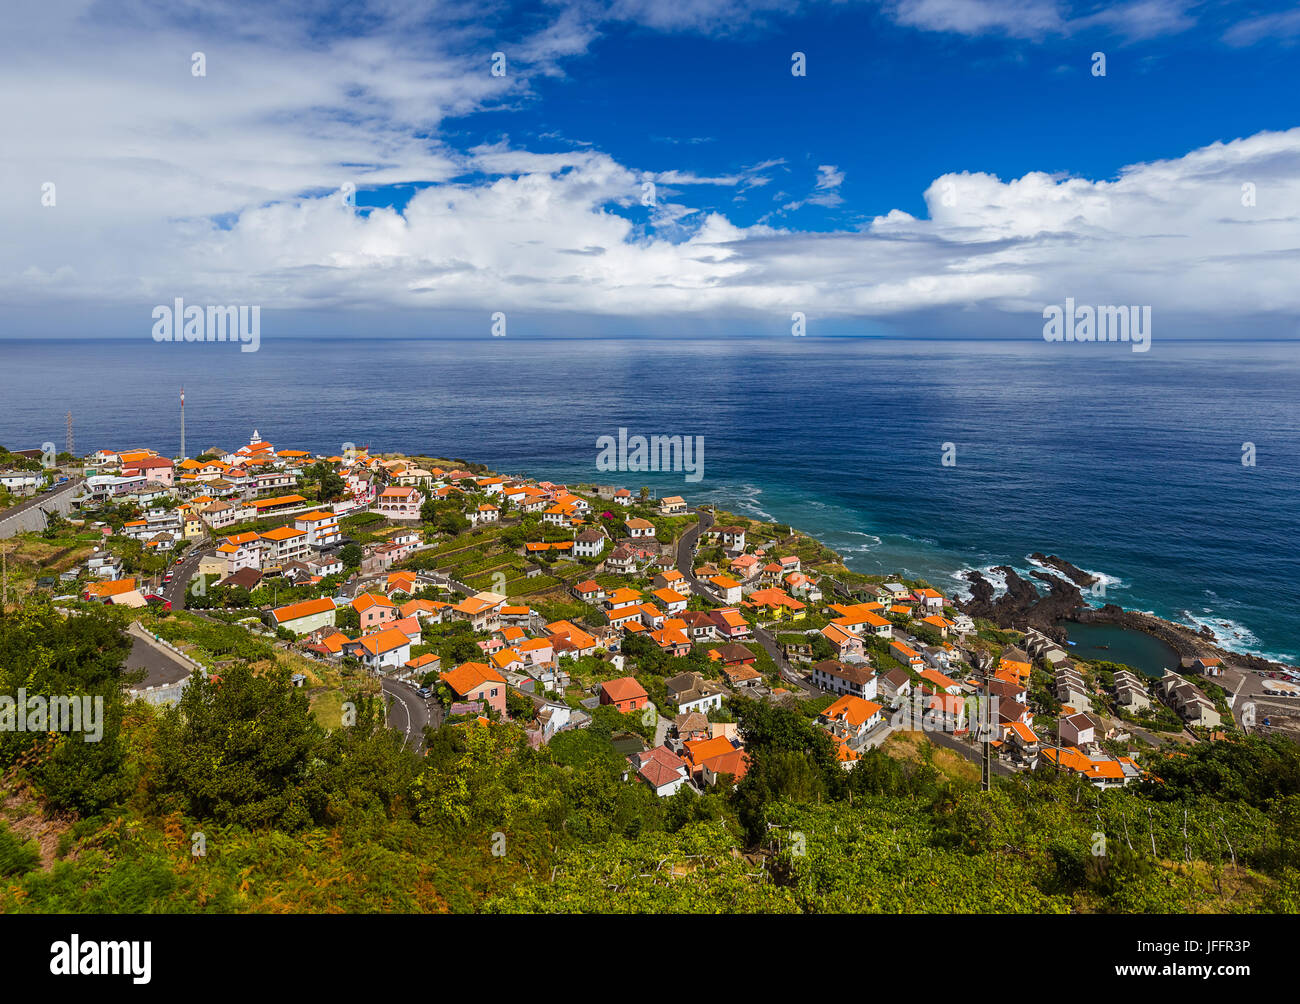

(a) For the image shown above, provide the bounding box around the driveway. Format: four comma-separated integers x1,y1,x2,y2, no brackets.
123,629,198,691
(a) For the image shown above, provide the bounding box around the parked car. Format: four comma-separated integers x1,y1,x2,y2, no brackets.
417,687,432,699
163,572,173,583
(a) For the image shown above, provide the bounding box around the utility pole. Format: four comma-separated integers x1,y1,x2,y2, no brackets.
65,411,74,458
179,387,186,460
981,704,992,792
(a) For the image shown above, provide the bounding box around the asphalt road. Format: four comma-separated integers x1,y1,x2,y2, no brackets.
162,543,212,609
673,508,714,597
0,475,85,538
382,676,437,753
754,624,820,697
124,631,195,690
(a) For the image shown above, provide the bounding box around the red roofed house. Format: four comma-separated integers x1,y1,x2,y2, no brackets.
342,626,412,673
819,694,884,742
627,746,691,797
374,485,424,519
269,596,337,636
600,676,649,714
352,592,398,628
441,662,508,717
701,748,749,787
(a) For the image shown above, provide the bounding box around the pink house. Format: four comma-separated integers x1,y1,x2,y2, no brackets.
124,456,175,488
352,592,398,628
442,662,508,717
374,486,424,519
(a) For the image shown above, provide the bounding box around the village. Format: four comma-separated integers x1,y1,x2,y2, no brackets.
3,428,1288,800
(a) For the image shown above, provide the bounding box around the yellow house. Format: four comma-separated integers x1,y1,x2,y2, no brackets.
198,554,226,577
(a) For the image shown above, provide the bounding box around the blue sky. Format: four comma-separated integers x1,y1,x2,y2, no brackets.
446,1,1300,229
3,0,1299,338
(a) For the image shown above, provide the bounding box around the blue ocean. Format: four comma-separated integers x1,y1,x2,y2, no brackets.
2,336,1296,662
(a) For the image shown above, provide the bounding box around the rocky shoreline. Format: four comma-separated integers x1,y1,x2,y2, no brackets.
952,556,1294,675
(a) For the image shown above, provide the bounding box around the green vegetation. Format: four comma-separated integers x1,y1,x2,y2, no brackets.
4,596,1295,914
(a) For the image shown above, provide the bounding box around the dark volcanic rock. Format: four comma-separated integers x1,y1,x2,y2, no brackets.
954,554,1296,676
1029,553,1099,588
957,566,1084,634
963,570,996,611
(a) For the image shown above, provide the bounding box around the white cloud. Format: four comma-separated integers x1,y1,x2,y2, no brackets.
1,1,1296,336
883,0,1197,41
1223,8,1300,47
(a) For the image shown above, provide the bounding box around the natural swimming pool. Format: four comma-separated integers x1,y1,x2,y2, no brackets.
1053,620,1182,677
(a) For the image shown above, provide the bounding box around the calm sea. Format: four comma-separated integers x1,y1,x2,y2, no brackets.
2,336,1296,663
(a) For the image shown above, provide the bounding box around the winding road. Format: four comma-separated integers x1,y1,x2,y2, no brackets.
673,508,818,697
381,676,438,753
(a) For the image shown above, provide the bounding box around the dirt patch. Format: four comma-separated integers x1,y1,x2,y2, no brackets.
883,731,925,762
2,789,77,870
883,730,980,784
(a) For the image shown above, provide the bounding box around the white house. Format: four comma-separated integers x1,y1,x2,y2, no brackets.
343,626,412,673
628,747,691,797
811,660,878,700
574,528,606,558
295,510,342,547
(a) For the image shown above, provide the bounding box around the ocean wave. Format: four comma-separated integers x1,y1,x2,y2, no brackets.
837,531,882,550
1176,610,1297,666
947,563,1011,601
1024,554,1127,594
694,483,777,522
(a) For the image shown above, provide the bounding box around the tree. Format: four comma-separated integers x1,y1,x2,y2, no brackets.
153,663,322,829
340,543,363,569
307,461,346,502
506,690,534,721
0,605,134,814
809,633,835,662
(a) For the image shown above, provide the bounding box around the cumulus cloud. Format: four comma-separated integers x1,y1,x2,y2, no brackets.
2,0,1296,336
